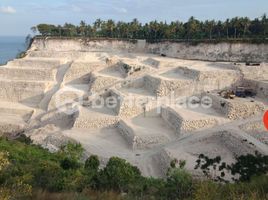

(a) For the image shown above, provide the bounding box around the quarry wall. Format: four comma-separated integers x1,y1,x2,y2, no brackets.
206,93,265,120
31,38,268,62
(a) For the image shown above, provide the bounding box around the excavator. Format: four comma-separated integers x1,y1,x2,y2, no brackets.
235,87,256,98
219,86,256,99
219,90,236,99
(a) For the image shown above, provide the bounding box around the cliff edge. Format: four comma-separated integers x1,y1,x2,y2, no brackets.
31,37,268,62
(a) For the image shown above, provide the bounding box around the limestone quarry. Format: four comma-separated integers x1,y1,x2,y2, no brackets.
0,38,268,177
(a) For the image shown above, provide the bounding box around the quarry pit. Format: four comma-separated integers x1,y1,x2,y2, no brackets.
0,38,267,177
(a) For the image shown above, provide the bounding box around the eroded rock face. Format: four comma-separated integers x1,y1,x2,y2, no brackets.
31,38,268,62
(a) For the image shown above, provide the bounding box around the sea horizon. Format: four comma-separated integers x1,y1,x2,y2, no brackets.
0,36,26,65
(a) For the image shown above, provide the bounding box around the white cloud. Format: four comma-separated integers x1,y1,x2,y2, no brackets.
116,7,127,14
0,6,16,14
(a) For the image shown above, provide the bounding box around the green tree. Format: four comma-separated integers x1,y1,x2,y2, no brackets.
85,155,100,172
230,17,242,38
106,19,116,37
186,16,201,39
241,17,251,37
261,14,268,37
224,19,230,38
130,18,141,39
97,157,141,192
93,18,103,37
37,24,56,36
165,160,193,199
204,20,216,39
78,20,87,36
35,14,267,40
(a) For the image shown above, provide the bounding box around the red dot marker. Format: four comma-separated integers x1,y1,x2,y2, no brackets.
263,111,268,131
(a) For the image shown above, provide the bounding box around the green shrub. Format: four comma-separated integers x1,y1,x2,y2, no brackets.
229,151,268,182
165,168,193,199
162,160,194,199
195,152,268,183
85,155,100,171
96,157,142,192
60,157,80,170
59,143,84,161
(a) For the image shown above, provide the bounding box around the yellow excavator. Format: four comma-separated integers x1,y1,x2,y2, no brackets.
219,90,236,99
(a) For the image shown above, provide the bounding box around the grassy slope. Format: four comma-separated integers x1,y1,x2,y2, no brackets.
0,137,268,200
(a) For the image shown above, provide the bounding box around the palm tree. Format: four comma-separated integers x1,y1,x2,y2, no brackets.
204,20,216,39
224,19,230,38
168,22,177,39
35,15,267,40
186,16,200,39
241,17,251,38
230,17,241,38
261,14,267,37
215,21,223,38
79,20,87,36
130,18,141,39
106,19,116,37
117,21,129,38
174,21,185,39
94,19,103,37
149,21,160,40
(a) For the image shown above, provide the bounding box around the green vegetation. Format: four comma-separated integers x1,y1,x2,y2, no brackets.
0,136,268,200
195,152,268,183
33,15,268,42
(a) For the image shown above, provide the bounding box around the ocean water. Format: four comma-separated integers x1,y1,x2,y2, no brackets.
0,36,26,65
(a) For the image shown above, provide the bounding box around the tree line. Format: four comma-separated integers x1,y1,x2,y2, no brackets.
32,15,268,41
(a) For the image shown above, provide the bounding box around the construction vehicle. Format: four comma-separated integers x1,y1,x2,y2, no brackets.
245,62,261,66
235,87,256,98
219,90,236,99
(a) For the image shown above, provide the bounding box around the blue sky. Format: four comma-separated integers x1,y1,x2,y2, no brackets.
0,0,267,36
